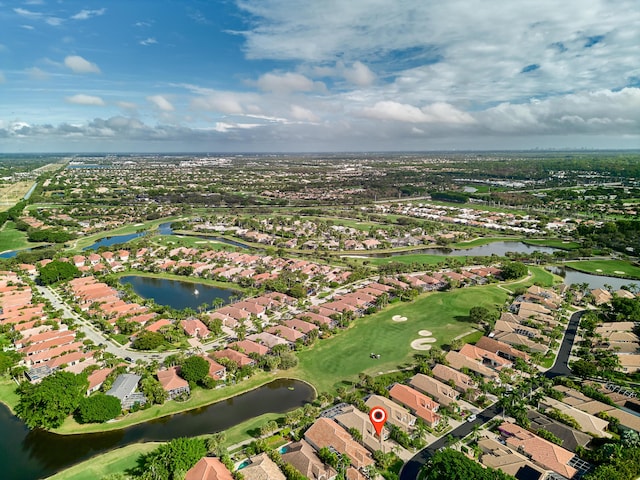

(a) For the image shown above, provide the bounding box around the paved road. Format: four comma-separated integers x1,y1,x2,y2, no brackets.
544,309,584,380
36,285,174,362
399,309,585,479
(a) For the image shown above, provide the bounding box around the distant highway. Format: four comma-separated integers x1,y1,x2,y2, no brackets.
399,309,584,479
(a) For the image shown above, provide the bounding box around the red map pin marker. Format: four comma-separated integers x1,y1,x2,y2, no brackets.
369,406,388,437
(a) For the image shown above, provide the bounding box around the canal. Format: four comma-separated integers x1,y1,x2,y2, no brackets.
1,378,313,480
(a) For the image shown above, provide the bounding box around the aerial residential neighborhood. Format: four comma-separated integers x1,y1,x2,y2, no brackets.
1,1,639,479
0,152,640,480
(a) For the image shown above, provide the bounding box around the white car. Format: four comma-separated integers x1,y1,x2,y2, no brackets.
467,414,477,422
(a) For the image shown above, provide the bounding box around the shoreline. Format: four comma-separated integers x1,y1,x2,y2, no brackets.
560,263,640,282
1,372,317,438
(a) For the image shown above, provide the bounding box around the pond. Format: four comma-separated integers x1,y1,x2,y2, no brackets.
547,266,640,291
0,378,313,480
82,232,147,251
119,275,237,310
363,241,558,258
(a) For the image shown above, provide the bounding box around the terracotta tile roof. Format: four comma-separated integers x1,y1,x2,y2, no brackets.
281,440,336,480
409,373,459,406
157,366,190,393
304,418,374,469
241,453,285,480
228,340,269,356
211,349,254,367
185,457,234,480
432,363,476,392
498,422,578,478
265,325,305,342
389,383,440,425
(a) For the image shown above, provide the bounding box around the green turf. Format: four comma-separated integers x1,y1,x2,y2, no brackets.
564,259,640,280
366,254,446,266
292,285,510,393
152,234,235,250
0,221,32,252
0,378,19,413
71,216,183,250
45,443,160,480
451,237,519,248
523,238,581,250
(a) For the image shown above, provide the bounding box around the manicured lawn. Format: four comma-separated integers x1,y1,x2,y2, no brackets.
222,412,283,448
0,378,19,413
72,216,183,250
0,221,32,252
153,234,235,250
523,238,581,250
564,259,640,280
366,254,446,266
54,372,276,434
45,442,160,480
291,285,510,393
451,237,518,248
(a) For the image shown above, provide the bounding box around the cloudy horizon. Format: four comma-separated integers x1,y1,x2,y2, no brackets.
1,0,639,153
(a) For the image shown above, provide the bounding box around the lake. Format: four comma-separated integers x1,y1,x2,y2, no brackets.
547,266,640,291
0,378,313,480
82,222,249,251
363,241,558,258
119,275,237,310
82,232,147,251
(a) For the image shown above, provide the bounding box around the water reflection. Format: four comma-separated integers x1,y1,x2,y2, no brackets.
119,275,237,310
2,379,313,480
548,266,639,291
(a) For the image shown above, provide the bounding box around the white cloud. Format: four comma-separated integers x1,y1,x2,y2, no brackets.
256,72,325,94
71,8,106,21
140,37,157,46
290,105,319,122
21,25,35,30
361,101,475,124
25,66,49,80
65,94,105,106
64,55,101,74
342,61,376,86
14,7,63,26
147,95,174,111
0,71,5,83
237,0,640,107
116,101,138,110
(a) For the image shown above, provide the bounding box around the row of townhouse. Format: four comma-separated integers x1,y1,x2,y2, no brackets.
0,272,92,382
497,284,569,355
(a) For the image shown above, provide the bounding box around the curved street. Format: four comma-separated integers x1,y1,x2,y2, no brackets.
399,309,585,480
36,285,176,362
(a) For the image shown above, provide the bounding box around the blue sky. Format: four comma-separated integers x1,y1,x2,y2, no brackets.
1,0,639,152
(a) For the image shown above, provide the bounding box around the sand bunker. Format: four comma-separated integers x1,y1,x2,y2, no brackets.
596,269,603,272
392,315,408,322
411,338,437,350
411,330,437,350
614,271,626,275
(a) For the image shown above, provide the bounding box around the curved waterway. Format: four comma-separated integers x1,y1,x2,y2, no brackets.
357,241,558,258
0,378,313,480
548,266,640,290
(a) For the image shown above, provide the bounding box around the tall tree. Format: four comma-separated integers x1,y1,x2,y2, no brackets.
16,371,89,429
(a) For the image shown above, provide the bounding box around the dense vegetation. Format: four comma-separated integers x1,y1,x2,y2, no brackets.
38,260,82,285
420,449,514,480
16,371,89,429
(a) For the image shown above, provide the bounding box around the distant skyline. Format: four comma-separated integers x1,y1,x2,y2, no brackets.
1,0,639,153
